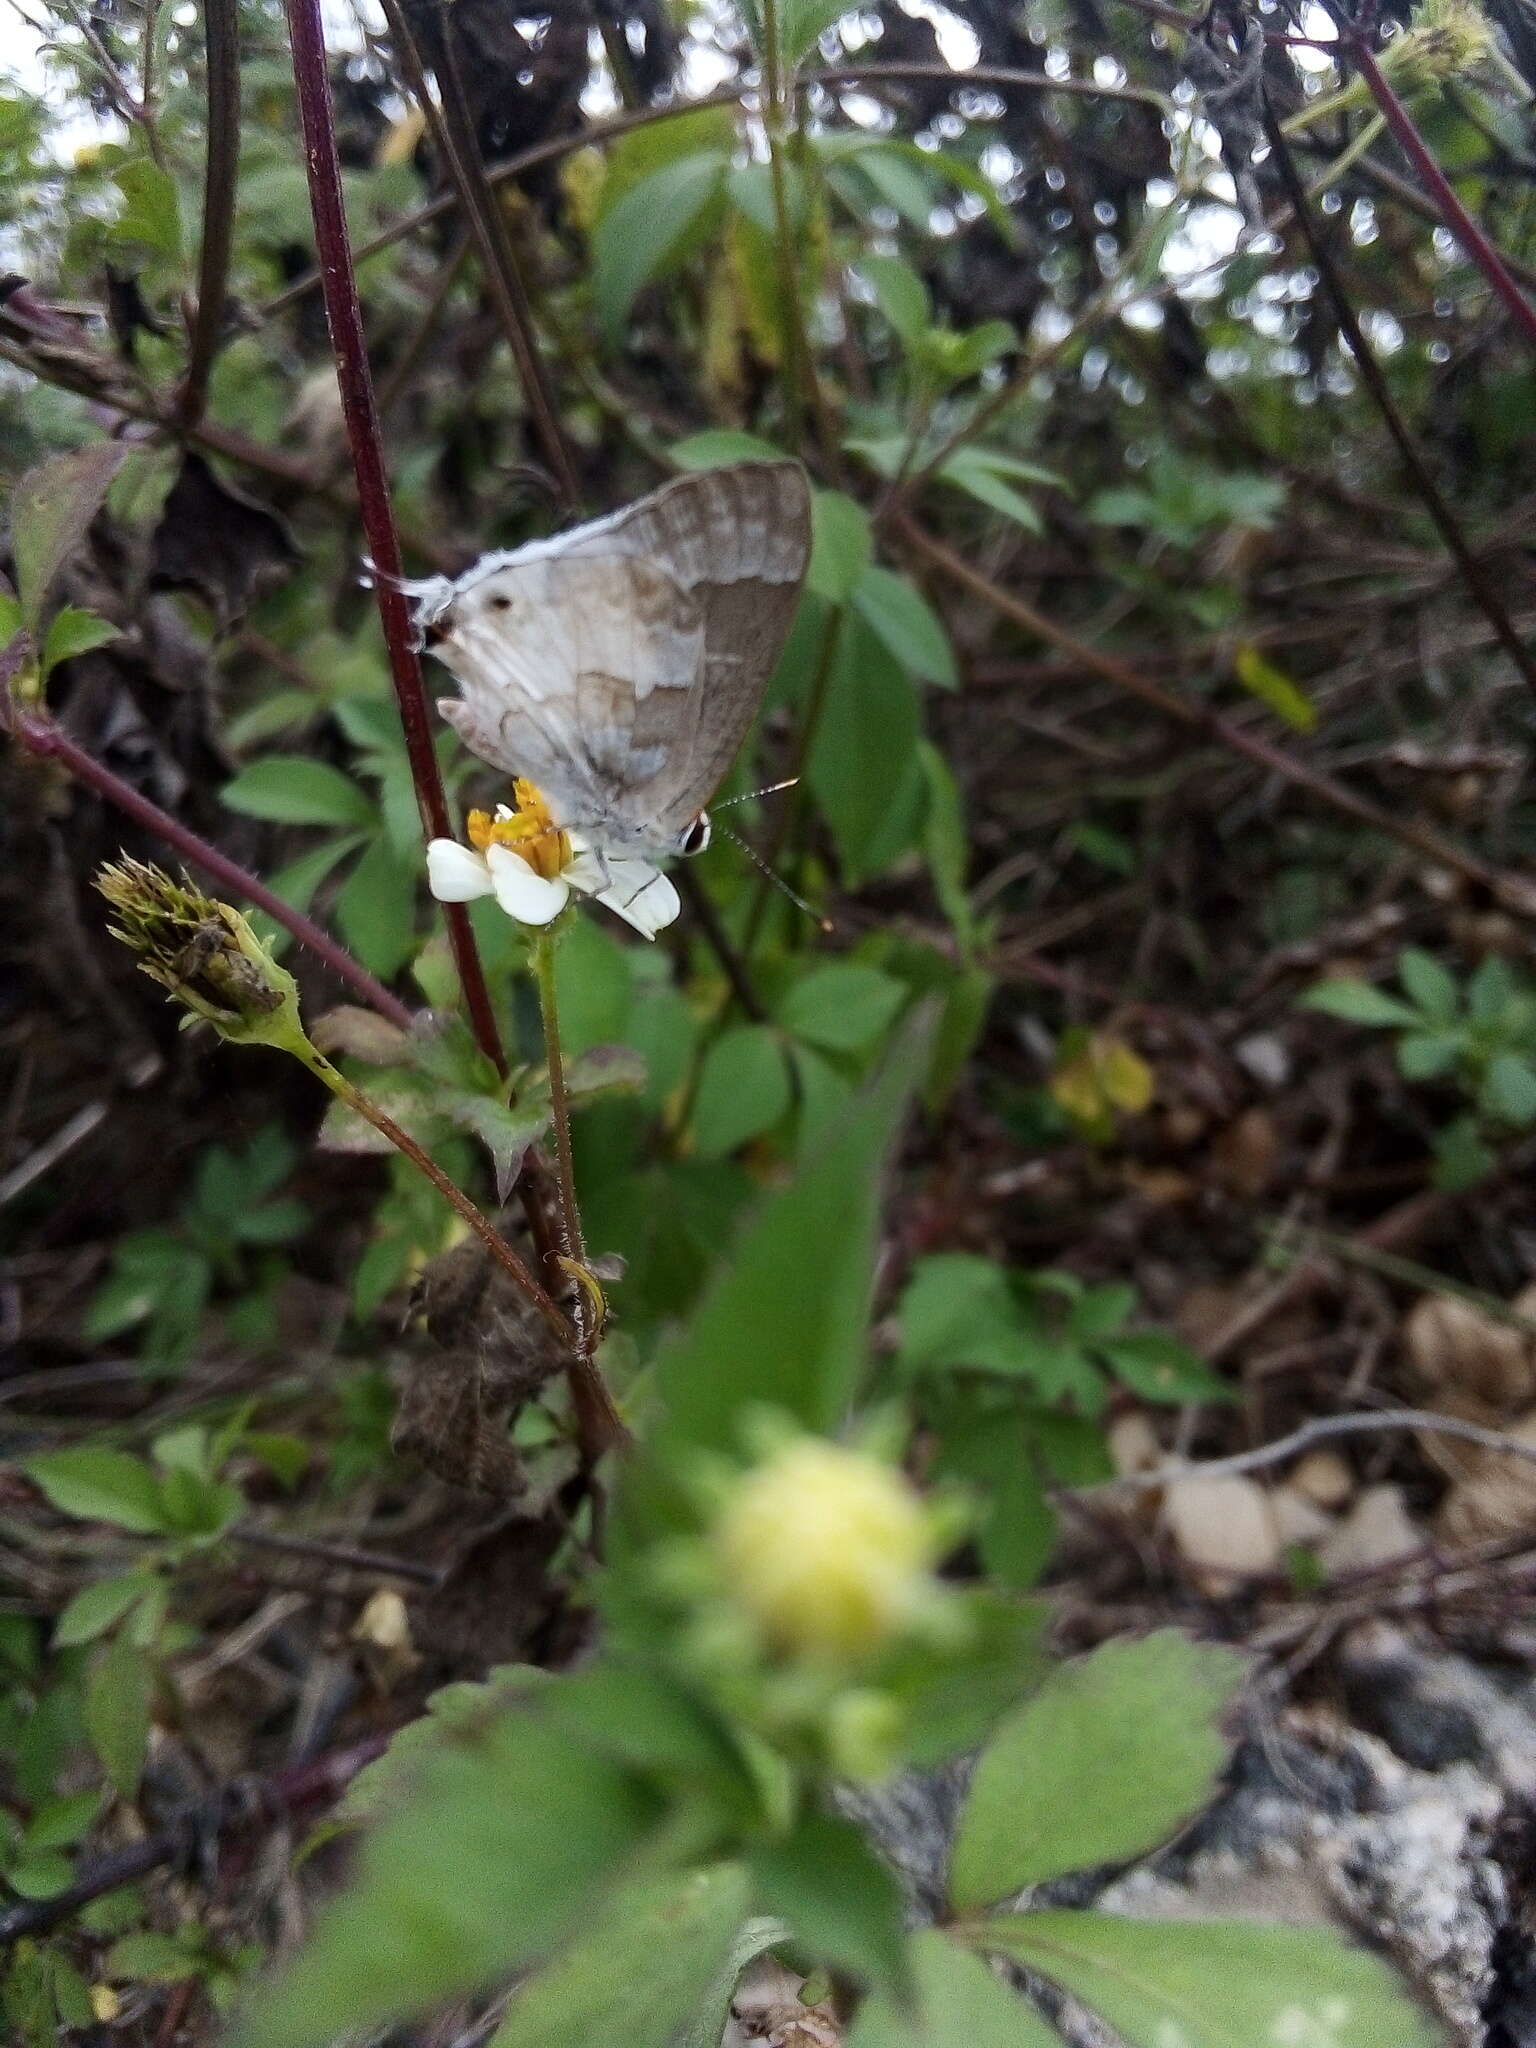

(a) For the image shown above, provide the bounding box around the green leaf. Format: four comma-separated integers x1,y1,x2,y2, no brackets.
85,1633,152,1800
849,1929,1062,2048
237,1704,661,2048
446,1095,550,1201
593,152,726,342
1097,1332,1233,1406
1300,980,1418,1029
655,1024,920,1455
939,447,1047,531
860,254,931,348
1467,952,1516,1025
673,430,788,469
854,567,957,687
1396,947,1459,1025
807,614,921,885
40,604,119,675
949,1632,1247,1909
691,1024,794,1160
54,1572,157,1647
896,1255,1037,1380
22,1789,102,1852
1233,644,1316,733
488,1864,750,2048
222,758,376,829
26,1448,166,1534
917,742,973,946
775,0,855,65
750,1810,907,1995
113,157,183,258
932,1410,1055,1591
107,1931,194,1983
974,1913,1447,2048
1397,1030,1462,1081
1483,1051,1536,1125
778,963,907,1055
334,833,419,980
809,491,875,604
10,443,128,627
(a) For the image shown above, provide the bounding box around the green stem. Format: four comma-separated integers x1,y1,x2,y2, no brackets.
531,927,591,1345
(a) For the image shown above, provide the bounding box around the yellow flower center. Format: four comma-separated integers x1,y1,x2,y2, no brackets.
466,779,571,883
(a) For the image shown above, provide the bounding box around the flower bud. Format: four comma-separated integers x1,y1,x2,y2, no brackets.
711,1437,944,1664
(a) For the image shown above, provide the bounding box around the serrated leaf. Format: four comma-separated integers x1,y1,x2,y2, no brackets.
11,444,128,626
950,1633,1247,1909
26,1448,166,1535
750,1810,907,1994
222,758,376,829
850,1929,1062,2048
40,604,119,675
974,1912,1447,2048
446,1096,550,1201
488,1863,749,2048
112,157,182,258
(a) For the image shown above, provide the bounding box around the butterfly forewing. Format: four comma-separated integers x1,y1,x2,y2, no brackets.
422,461,810,856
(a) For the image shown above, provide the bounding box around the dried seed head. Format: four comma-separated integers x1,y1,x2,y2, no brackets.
96,858,304,1047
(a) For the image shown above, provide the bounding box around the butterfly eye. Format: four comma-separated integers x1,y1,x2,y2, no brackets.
423,611,454,649
682,813,711,855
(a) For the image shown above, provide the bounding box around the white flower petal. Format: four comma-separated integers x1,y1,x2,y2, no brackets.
485,844,570,926
426,839,494,902
592,860,680,940
561,846,611,895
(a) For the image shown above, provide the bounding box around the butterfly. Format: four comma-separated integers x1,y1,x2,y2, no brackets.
406,461,811,866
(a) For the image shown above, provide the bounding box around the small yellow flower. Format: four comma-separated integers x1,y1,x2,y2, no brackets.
466,778,571,881
712,1438,943,1664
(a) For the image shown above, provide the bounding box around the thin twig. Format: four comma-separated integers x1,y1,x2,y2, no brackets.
9,706,413,1028
1083,1408,1536,1498
896,517,1536,916
177,0,240,428
229,1520,442,1585
282,0,507,1075
1266,113,1536,708
378,0,580,508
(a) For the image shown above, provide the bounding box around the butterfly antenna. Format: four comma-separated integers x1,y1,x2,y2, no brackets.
717,823,834,933
712,776,800,812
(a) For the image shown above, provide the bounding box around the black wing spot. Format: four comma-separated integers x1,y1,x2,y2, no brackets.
490,595,512,612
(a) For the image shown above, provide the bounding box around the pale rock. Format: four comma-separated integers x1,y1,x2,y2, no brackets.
1271,1485,1335,1547
1318,1484,1424,1577
1165,1474,1282,1581
1436,1406,1536,1547
1290,1448,1355,1509
1108,1410,1165,1477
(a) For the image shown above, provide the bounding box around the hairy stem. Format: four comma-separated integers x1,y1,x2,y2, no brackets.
177,0,240,427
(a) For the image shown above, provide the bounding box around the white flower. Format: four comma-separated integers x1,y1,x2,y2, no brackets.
425,781,680,940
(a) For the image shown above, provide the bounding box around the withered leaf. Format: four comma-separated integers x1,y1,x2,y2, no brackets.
149,452,298,630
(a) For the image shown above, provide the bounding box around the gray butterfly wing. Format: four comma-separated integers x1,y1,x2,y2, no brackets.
421,461,810,853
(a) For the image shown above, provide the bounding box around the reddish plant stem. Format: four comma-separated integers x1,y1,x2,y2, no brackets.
177,0,240,427
282,0,506,1075
1266,114,1536,710
1345,31,1536,352
10,703,412,1028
